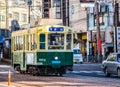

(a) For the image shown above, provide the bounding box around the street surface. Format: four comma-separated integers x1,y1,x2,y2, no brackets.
0,62,120,87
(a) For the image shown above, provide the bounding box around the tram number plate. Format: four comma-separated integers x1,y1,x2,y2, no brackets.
52,61,61,64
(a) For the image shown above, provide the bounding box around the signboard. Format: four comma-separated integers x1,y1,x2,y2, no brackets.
117,27,120,51
80,0,94,3
105,26,113,43
71,5,74,15
26,0,32,6
87,30,92,42
80,0,94,7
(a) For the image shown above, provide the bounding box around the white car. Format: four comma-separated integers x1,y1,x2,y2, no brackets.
102,53,120,77
73,48,83,64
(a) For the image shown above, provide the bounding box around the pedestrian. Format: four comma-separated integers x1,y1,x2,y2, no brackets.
84,51,87,62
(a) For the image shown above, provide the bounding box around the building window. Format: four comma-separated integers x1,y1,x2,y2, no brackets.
9,13,12,18
21,13,27,22
99,13,104,25
56,0,61,19
30,15,35,22
1,30,5,36
53,0,56,7
12,0,19,5
56,12,61,19
0,15,5,21
56,0,61,7
56,7,60,12
94,14,96,26
13,12,19,21
94,13,104,26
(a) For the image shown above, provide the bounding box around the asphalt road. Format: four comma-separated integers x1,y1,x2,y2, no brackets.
0,62,120,87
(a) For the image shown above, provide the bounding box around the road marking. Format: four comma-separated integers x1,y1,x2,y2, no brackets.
70,71,103,73
0,84,15,87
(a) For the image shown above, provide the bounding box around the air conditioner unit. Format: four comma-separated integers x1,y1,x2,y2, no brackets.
12,2,19,6
18,1,26,5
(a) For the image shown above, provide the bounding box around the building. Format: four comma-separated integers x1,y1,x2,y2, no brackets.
42,0,69,26
87,2,110,62
0,0,42,31
0,0,88,60
0,0,42,59
69,0,87,58
41,0,87,57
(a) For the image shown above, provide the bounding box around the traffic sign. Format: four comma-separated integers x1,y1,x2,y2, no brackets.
27,0,32,6
71,5,74,15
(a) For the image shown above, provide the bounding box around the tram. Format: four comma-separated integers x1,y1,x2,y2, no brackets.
11,25,74,76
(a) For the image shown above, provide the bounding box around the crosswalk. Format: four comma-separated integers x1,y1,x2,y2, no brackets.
67,70,105,77
0,64,105,76
0,65,18,75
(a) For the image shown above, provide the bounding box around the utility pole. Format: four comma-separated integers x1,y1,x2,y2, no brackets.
27,0,32,24
114,0,118,52
5,0,8,37
28,5,30,23
95,0,102,63
27,0,32,51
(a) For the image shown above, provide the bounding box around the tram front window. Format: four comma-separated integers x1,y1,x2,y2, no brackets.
48,34,64,49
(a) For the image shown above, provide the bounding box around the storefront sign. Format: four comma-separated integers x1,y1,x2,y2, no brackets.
117,27,120,50
80,0,94,3
80,0,94,7
87,30,92,42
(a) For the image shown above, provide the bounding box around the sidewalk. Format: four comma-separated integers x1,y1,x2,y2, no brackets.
0,84,15,87
0,58,15,87
0,58,11,65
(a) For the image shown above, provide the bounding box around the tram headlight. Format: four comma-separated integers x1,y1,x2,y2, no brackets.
55,56,58,60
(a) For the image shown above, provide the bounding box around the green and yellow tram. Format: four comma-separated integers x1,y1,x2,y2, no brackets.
11,25,73,76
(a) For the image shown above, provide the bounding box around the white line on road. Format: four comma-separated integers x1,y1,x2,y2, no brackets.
72,71,103,73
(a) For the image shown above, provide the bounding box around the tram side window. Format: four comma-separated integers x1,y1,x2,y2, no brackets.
14,36,19,50
14,37,17,51
16,36,19,50
14,36,24,51
40,34,45,49
66,34,71,50
19,36,24,50
26,35,29,50
31,34,37,50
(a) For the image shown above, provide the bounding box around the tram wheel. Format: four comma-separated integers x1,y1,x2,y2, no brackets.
20,71,25,74
59,72,63,76
55,72,58,76
31,67,39,76
14,65,20,72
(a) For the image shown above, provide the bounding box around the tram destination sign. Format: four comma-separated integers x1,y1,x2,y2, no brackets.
49,27,64,32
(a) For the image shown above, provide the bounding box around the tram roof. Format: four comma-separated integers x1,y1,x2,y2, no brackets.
12,25,73,36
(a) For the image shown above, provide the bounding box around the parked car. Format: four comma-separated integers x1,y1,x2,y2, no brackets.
73,48,83,64
102,52,120,77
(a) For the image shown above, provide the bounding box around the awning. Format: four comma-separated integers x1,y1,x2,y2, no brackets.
102,43,113,47
0,36,5,44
